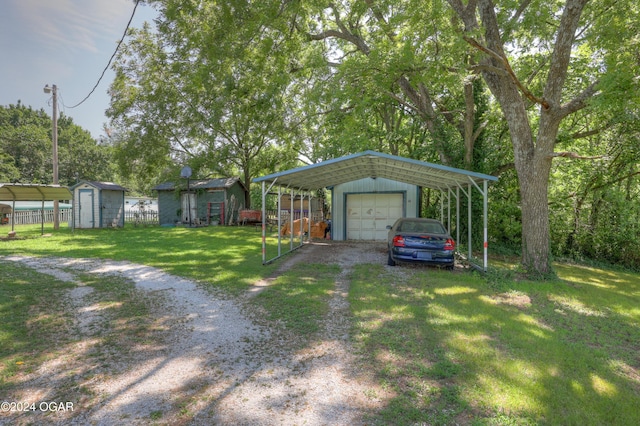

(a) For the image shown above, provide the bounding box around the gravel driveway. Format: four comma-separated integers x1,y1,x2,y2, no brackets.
1,241,391,425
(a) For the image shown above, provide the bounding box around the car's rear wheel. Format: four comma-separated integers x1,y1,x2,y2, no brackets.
387,250,396,266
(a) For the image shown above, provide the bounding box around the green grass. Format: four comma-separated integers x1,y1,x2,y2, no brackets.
0,259,169,404
0,223,280,294
1,223,639,425
0,261,75,386
251,263,340,338
349,263,640,425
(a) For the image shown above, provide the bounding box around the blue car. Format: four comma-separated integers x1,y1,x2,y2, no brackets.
387,218,455,269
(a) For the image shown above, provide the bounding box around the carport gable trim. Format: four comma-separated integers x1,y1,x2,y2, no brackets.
253,150,498,191
0,183,72,201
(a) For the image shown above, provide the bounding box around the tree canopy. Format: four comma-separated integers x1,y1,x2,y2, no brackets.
104,0,640,273
0,103,114,186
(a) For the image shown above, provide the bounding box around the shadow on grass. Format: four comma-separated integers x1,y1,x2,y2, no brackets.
3,227,639,424
0,225,280,294
1,253,371,425
349,263,640,425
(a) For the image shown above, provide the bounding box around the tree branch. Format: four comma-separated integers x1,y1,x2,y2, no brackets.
464,36,549,109
542,0,590,107
506,0,533,31
364,0,396,41
468,63,510,76
297,7,371,55
590,170,640,192
549,151,607,160
557,81,600,118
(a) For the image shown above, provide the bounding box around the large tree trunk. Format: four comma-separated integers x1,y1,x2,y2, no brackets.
518,149,553,274
448,0,589,275
476,6,554,274
490,81,554,274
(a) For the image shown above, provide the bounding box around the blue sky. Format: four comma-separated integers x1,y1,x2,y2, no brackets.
0,0,157,139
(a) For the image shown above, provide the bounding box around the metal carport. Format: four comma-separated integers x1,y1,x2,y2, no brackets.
0,183,72,234
253,151,498,270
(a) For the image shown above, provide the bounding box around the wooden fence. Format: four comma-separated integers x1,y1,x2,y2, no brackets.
3,209,328,228
4,209,72,226
124,210,159,226
2,210,159,227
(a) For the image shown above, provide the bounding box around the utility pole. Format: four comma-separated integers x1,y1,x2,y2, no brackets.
44,84,59,230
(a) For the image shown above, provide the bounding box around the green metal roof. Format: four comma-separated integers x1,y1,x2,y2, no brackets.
153,177,246,191
0,183,72,201
253,151,497,191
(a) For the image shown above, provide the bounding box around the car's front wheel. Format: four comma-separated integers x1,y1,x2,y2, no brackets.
387,250,396,266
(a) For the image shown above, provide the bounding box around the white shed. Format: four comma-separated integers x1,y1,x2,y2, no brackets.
71,181,128,228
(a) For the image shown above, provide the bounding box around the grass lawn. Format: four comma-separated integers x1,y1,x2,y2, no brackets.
1,224,639,425
0,223,281,294
350,262,640,425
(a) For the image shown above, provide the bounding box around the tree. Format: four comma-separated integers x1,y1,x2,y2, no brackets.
287,0,485,167
108,0,302,207
107,0,640,272
446,0,640,274
0,103,114,185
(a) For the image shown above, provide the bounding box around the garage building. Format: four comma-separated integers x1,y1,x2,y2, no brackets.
254,151,498,270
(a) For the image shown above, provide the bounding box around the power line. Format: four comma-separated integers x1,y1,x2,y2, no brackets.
64,0,141,109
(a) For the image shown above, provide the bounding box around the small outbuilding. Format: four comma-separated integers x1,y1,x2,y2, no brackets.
71,181,128,228
153,177,248,226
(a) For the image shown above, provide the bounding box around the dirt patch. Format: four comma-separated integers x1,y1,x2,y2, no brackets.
491,291,532,309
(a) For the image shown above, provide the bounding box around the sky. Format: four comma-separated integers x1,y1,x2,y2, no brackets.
0,0,158,139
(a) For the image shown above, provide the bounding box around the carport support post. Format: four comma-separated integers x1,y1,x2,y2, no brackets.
483,179,488,272
261,179,279,264
456,187,460,248
261,181,266,264
289,187,294,250
277,186,282,257
41,199,45,235
456,182,471,259
36,186,46,235
447,188,452,234
468,178,489,272
11,199,15,232
468,183,472,261
306,191,312,240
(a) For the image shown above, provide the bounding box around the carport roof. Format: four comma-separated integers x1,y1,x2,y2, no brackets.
253,151,498,191
0,183,72,201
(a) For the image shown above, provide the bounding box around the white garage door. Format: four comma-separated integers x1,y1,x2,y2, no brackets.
346,193,403,240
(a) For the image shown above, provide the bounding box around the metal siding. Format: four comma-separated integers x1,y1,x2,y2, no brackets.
228,183,247,221
101,190,125,227
253,150,498,191
73,183,100,228
156,182,247,225
182,192,198,223
157,191,182,225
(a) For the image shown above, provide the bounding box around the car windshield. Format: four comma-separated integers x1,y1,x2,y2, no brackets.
398,221,445,234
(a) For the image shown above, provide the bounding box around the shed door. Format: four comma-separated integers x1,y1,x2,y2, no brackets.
181,192,197,224
78,189,94,228
346,193,403,240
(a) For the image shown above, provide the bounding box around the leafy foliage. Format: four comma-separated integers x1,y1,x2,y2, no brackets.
3,1,639,271
0,103,114,186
